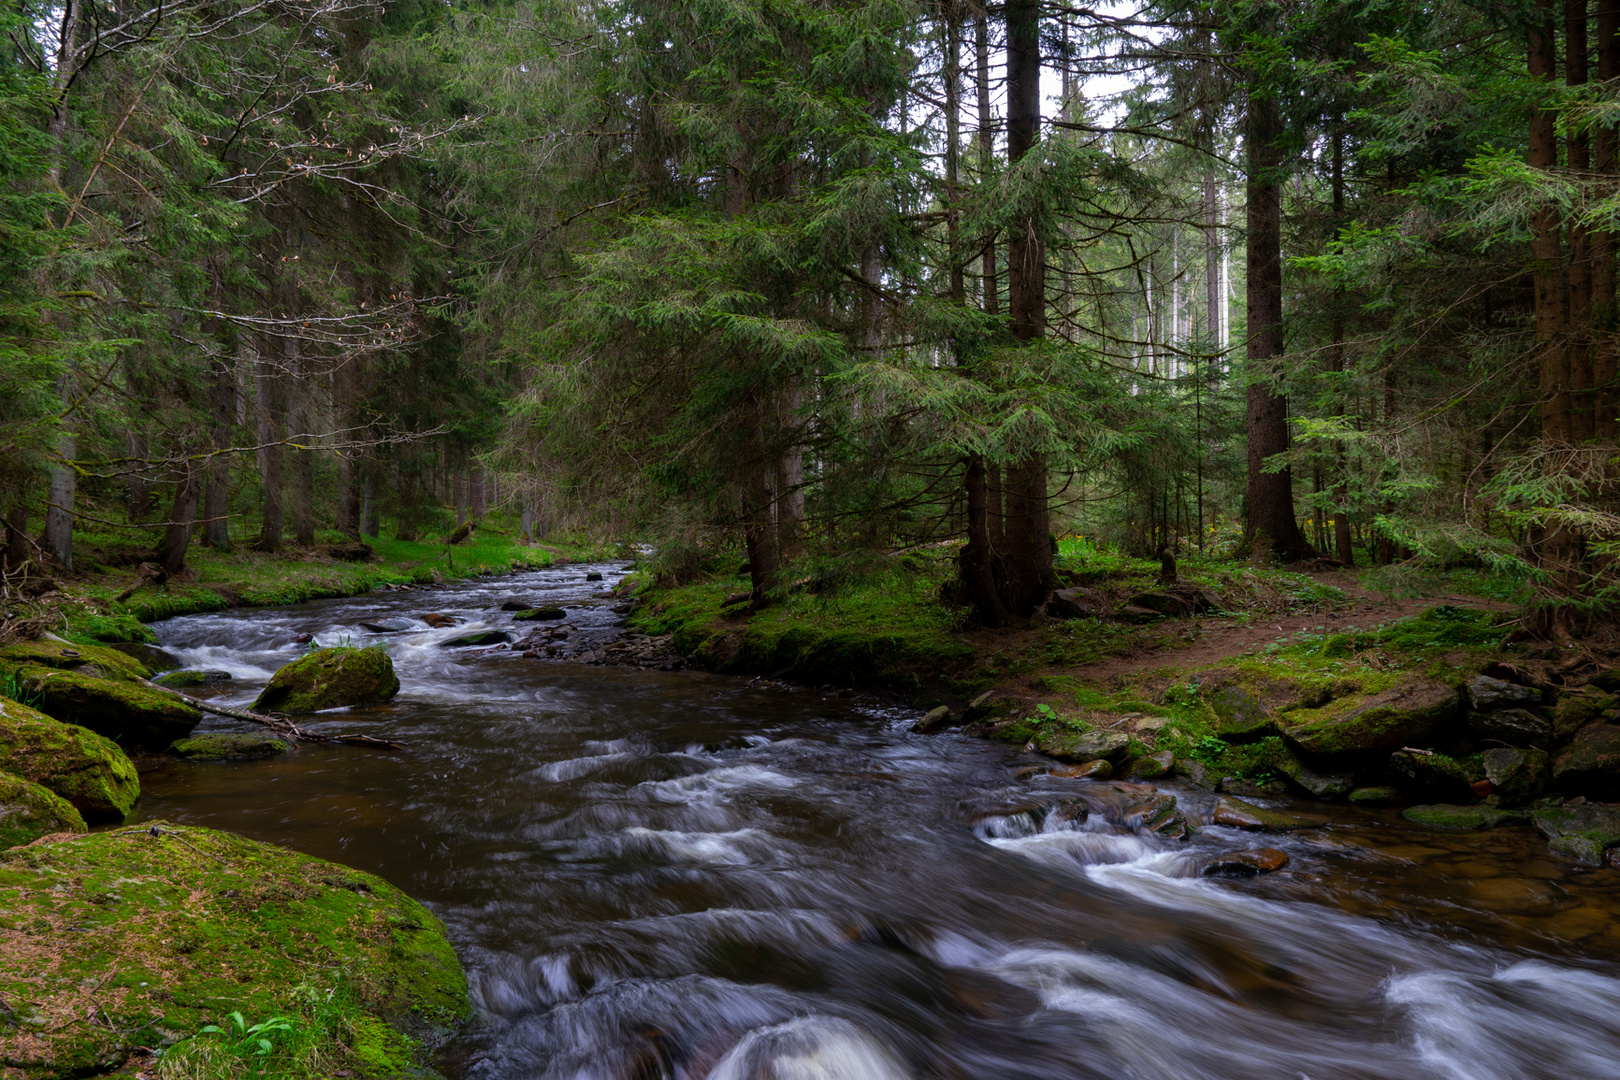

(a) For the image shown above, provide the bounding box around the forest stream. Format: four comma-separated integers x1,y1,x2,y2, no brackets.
129,563,1620,1080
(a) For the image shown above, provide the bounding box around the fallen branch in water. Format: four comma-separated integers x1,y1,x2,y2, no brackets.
145,682,407,750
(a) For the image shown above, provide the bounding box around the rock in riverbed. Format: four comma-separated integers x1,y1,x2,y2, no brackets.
251,646,400,713
1201,848,1290,877
0,697,138,821
1211,797,1322,832
1530,803,1620,864
0,640,200,750
1401,804,1527,831
169,733,294,761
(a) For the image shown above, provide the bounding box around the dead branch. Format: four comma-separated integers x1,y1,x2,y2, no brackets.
145,681,407,750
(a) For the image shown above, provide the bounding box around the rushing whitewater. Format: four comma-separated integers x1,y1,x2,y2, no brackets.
136,564,1620,1080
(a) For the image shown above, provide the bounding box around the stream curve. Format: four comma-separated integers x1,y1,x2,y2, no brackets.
132,563,1620,1080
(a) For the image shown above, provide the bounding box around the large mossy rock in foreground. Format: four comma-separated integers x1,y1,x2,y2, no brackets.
0,824,470,1078
0,773,86,849
252,646,401,713
1281,677,1460,755
0,698,138,821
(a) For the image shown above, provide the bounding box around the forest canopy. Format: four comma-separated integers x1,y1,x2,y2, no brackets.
0,0,1611,630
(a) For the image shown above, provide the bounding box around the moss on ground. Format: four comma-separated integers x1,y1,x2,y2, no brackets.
252,647,400,714
0,698,139,821
4,665,201,751
0,824,470,1079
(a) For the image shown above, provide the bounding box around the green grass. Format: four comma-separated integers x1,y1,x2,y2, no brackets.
158,982,370,1080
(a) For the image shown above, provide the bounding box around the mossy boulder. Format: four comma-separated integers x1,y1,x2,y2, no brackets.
0,639,152,683
1037,729,1131,764
169,733,294,762
0,823,470,1078
152,669,231,689
1210,796,1322,831
252,646,400,713
0,698,138,821
1191,668,1320,741
1402,804,1527,831
6,664,201,750
1281,676,1460,755
512,607,567,621
1348,786,1402,806
1552,690,1615,741
1553,723,1620,795
1466,707,1553,749
1388,749,1477,804
1275,753,1355,800
1482,748,1549,806
0,773,86,849
1529,804,1620,864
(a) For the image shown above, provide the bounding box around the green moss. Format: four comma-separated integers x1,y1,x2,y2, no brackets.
170,734,294,762
8,663,201,750
0,772,86,849
252,647,400,714
0,823,470,1077
1280,676,1460,755
0,697,139,820
1402,804,1526,831
0,639,151,682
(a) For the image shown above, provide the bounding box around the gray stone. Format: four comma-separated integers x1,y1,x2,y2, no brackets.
1348,785,1403,806
1277,756,1356,799
1467,708,1553,749
1046,589,1103,620
1466,674,1542,712
1388,749,1476,803
1174,757,1220,790
1482,748,1549,806
1039,730,1131,764
1124,750,1174,781
911,706,951,734
1553,724,1620,794
1211,796,1322,831
962,691,998,722
442,631,511,648
1402,804,1527,831
512,607,567,621
1282,677,1460,755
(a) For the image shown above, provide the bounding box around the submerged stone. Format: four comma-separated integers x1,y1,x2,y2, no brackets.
1201,848,1290,877
152,669,232,688
169,733,294,762
0,823,470,1077
512,607,567,621
1211,796,1322,832
1401,804,1527,831
1348,785,1403,806
0,697,138,821
1530,804,1620,865
442,630,511,648
0,772,86,849
1052,759,1113,780
252,646,401,713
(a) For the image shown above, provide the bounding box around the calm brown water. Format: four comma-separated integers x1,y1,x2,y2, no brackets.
132,564,1620,1079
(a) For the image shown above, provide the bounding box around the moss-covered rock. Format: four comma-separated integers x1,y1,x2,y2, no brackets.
152,668,231,688
0,639,152,683
1482,747,1549,806
1388,749,1478,803
1038,729,1131,764
252,646,401,713
1281,676,1460,755
511,607,566,621
0,773,86,849
0,823,470,1078
1466,707,1553,749
0,698,138,821
1191,668,1312,741
1529,804,1620,864
1275,753,1355,799
1552,690,1614,741
169,733,294,762
1553,723,1620,795
1402,804,1526,831
1210,796,1322,831
7,664,201,750
1348,785,1402,806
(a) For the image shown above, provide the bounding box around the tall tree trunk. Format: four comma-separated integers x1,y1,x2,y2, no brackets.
1243,81,1314,559
775,382,805,563
1000,0,1054,614
361,463,378,538
290,337,315,547
4,507,28,570
1569,0,1595,441
1204,166,1220,346
253,339,284,551
336,453,357,538
43,427,75,571
204,358,232,550
1596,0,1619,441
126,431,153,520
975,2,997,317
743,395,779,608
1531,3,1570,442
519,503,534,545
396,467,419,542
470,468,487,520
158,461,199,576
1329,127,1354,566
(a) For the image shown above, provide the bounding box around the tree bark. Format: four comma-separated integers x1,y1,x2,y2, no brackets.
743,395,779,608
4,507,30,570
975,2,997,316
253,338,284,551
204,358,232,550
1568,0,1594,442
1596,0,1619,441
158,461,199,575
361,463,378,538
1330,126,1354,566
43,429,75,571
470,468,487,520
1243,81,1314,559
1530,3,1569,442
774,382,805,563
290,333,314,547
125,431,153,521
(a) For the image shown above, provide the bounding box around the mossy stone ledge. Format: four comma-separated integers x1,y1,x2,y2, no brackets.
169,732,295,762
252,646,401,713
0,698,138,821
0,823,471,1078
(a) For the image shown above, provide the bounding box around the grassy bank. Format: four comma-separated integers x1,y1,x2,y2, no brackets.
7,520,620,646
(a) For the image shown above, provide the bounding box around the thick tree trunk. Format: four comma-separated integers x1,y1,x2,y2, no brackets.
126,431,153,521
1596,0,1619,441
290,337,314,547
962,455,1008,622
1243,84,1313,560
158,461,199,575
253,339,284,551
975,3,997,316
1569,0,1595,442
204,359,232,550
361,464,378,538
999,0,1054,614
1329,128,1354,566
43,429,75,571
336,454,357,538
519,503,534,545
396,468,419,542
774,383,805,563
470,469,487,521
743,396,779,608
1530,4,1569,441
4,507,30,570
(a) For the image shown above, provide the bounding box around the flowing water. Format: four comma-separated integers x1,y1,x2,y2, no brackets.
130,564,1620,1080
